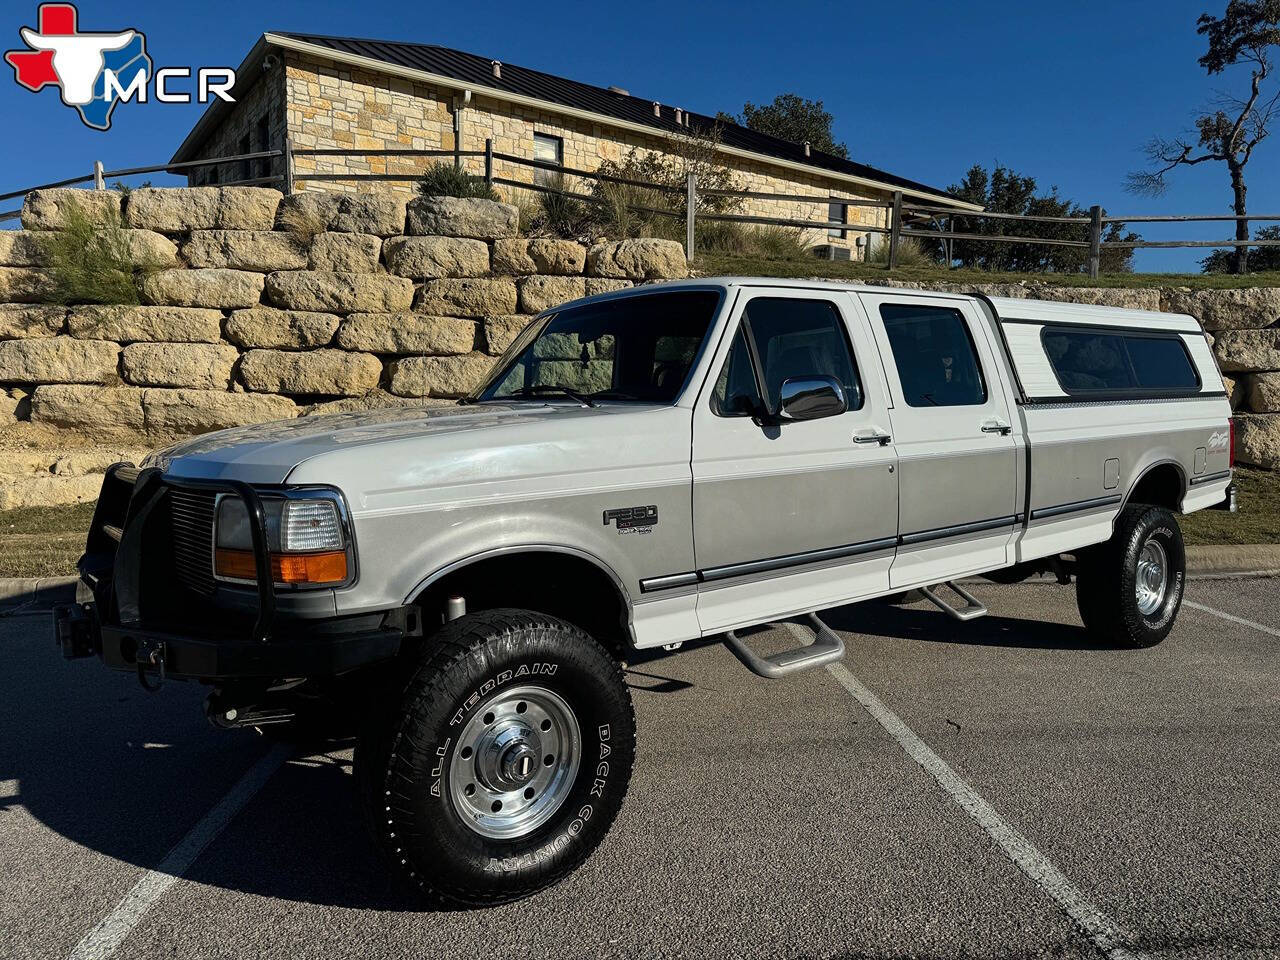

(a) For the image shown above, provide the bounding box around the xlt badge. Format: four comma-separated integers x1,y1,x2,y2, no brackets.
604,506,657,533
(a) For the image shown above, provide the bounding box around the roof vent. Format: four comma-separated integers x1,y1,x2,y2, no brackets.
803,141,811,157
652,101,661,117
674,107,683,125
608,85,629,96
491,60,502,79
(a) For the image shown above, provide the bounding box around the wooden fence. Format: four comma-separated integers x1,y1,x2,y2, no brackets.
5,141,1280,278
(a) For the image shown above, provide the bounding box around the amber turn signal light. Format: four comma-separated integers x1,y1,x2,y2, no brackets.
214,548,348,585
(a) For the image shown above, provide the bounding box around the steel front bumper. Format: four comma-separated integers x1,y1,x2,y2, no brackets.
54,463,405,683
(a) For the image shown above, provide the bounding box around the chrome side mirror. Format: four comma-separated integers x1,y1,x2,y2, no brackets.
776,376,847,422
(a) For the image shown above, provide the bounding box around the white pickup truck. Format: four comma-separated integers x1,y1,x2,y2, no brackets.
56,279,1235,906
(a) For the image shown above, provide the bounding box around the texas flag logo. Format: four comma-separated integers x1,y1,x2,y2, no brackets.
5,3,150,130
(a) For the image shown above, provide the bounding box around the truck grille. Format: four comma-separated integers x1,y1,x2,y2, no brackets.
169,489,217,595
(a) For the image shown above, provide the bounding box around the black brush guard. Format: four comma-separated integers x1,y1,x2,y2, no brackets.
58,463,404,683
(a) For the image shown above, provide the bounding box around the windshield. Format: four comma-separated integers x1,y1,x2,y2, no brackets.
473,290,722,404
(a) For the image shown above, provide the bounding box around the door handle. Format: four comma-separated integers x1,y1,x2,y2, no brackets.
853,428,892,445
980,419,1012,435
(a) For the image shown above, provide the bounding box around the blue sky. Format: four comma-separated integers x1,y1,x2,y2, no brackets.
2,0,1276,272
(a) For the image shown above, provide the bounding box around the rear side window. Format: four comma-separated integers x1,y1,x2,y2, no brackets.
879,304,987,407
1040,327,1200,395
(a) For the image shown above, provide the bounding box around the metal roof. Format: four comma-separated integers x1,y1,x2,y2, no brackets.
174,31,963,204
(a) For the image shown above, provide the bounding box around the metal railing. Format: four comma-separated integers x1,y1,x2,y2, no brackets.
6,140,1280,278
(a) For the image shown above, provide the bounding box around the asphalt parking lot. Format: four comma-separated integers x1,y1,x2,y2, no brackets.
2,578,1278,960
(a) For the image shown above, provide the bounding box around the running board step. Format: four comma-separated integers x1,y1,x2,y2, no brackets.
723,612,845,679
921,582,988,621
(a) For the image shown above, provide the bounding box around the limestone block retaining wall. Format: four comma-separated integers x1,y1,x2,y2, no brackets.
0,187,688,460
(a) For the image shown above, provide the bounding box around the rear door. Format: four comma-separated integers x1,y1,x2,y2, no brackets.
690,289,898,633
856,293,1020,587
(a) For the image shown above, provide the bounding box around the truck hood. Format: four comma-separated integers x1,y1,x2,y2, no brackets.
148,402,618,485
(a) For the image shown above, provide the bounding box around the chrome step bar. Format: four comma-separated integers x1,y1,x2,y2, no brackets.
921,581,988,621
723,612,845,679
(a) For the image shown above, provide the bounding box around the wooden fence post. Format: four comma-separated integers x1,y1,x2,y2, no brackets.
1087,204,1102,279
283,138,294,195
887,191,903,271
93,161,104,190
484,139,494,189
685,172,697,263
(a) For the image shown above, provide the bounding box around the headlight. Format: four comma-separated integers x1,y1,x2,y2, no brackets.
213,492,350,587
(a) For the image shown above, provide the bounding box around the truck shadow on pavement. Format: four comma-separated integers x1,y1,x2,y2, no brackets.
820,597,1118,651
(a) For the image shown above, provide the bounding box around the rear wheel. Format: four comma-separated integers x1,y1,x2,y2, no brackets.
1076,504,1185,647
355,609,635,907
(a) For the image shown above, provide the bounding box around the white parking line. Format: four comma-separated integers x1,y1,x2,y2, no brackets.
1184,600,1280,639
825,661,1148,960
69,744,292,960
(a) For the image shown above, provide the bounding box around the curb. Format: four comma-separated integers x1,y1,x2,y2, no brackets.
1185,544,1280,576
0,576,76,614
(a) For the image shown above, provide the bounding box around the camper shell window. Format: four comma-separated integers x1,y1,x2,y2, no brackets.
1039,324,1201,398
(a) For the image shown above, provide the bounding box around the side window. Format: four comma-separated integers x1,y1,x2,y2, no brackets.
710,327,762,416
1040,327,1200,394
711,298,863,417
880,304,987,407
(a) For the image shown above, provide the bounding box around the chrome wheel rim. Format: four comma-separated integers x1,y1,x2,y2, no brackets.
448,684,581,840
1135,539,1169,616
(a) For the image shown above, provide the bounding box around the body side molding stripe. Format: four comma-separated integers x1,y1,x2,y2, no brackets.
699,536,899,583
898,515,1018,546
1029,494,1123,521
639,514,1020,593
1189,469,1232,487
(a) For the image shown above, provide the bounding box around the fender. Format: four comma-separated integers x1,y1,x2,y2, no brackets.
1118,457,1188,515
403,542,637,644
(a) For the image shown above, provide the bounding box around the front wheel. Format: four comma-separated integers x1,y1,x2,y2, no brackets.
1076,504,1186,648
355,609,635,907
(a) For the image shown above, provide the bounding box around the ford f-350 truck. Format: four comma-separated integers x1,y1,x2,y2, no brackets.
55,279,1235,906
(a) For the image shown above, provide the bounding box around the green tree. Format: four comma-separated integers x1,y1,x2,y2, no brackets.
1127,1,1280,273
1201,224,1280,270
942,164,1139,274
718,93,849,158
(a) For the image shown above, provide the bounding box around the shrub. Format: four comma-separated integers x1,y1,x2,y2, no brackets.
869,234,934,268
416,161,498,200
504,189,545,237
45,204,158,305
537,176,595,239
690,221,814,261
275,201,329,240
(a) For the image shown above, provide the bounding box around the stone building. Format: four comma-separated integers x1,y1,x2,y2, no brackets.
170,32,980,257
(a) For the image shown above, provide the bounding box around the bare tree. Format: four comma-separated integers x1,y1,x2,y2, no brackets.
1127,1,1280,272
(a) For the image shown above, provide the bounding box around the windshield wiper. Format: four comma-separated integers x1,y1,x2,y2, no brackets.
588,389,645,401
507,385,598,407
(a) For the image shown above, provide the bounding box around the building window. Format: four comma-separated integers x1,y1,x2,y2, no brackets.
533,132,563,186
238,133,252,183
827,201,848,239
256,115,271,181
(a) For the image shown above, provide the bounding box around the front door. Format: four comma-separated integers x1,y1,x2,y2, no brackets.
691,290,899,633
856,293,1020,588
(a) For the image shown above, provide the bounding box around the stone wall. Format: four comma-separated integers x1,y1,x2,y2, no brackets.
191,50,888,255
0,185,687,506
